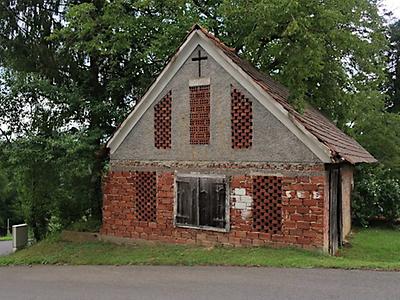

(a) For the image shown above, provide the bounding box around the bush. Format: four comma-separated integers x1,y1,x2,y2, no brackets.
68,217,101,233
352,166,400,226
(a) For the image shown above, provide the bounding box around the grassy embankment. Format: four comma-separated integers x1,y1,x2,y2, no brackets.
0,228,399,270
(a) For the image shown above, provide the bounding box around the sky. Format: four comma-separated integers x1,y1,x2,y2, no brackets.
383,0,400,19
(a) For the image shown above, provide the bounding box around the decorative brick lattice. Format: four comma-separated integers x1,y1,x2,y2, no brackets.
190,85,210,144
154,91,172,149
252,176,283,234
134,171,157,222
231,87,253,149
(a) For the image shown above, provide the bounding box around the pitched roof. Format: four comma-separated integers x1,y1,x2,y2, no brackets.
107,24,376,165
197,25,376,164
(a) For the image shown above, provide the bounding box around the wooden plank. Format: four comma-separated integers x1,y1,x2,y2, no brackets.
176,175,227,229
176,177,198,226
211,179,226,228
329,167,340,255
199,178,212,226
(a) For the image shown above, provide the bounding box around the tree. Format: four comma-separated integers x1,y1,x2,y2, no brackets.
387,20,400,113
0,0,200,238
218,0,388,125
0,0,395,236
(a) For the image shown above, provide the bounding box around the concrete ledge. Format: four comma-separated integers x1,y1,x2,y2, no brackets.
61,230,100,243
189,77,210,87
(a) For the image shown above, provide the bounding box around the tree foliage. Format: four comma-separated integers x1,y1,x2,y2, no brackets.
2,132,98,239
353,165,400,226
387,20,400,113
0,150,22,235
219,0,387,122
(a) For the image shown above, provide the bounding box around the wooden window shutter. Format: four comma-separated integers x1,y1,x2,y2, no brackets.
176,177,198,225
198,177,226,228
176,176,226,229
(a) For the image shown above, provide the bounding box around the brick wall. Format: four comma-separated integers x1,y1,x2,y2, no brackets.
101,168,326,249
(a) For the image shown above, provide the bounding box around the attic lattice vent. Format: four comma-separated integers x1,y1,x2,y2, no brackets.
190,85,210,145
231,87,253,149
154,91,172,149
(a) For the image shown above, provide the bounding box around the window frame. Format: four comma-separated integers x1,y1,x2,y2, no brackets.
174,173,230,232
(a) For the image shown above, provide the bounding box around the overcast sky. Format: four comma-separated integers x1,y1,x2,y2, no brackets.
383,0,400,19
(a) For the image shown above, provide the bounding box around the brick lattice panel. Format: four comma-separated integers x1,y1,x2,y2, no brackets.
154,91,172,149
190,85,210,144
231,87,253,149
134,171,157,222
252,176,283,234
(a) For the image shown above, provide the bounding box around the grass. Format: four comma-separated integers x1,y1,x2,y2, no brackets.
0,228,399,270
0,235,12,241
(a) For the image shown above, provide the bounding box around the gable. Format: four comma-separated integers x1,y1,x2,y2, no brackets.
107,28,333,163
111,45,322,163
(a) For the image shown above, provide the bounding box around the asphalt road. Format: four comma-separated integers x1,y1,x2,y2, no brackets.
0,266,398,300
0,241,12,256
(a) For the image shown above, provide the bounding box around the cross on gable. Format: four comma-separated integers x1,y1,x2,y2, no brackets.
192,49,208,77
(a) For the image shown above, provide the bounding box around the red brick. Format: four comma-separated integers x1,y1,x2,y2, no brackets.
297,221,311,230
247,232,259,239
283,236,298,244
240,238,252,246
302,184,318,191
252,239,265,246
206,234,218,242
289,229,303,236
303,200,318,206
284,206,296,213
290,199,303,206
258,232,271,240
303,215,318,222
228,236,241,245
271,234,284,242
303,230,318,238
310,207,323,214
283,221,297,229
235,231,247,238
290,214,303,221
297,206,311,214
297,237,312,245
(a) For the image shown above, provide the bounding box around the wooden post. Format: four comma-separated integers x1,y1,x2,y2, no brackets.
7,219,10,235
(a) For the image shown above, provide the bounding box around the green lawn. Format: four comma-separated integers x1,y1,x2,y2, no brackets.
0,235,12,241
0,228,399,270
